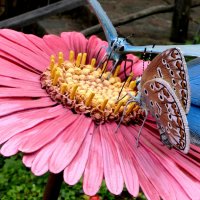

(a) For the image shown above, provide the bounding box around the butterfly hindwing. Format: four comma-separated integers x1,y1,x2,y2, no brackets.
141,78,190,153
141,48,190,114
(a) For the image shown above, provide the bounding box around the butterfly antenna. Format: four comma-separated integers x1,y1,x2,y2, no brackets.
106,59,121,79
136,109,148,147
147,44,155,64
142,48,147,73
96,53,107,70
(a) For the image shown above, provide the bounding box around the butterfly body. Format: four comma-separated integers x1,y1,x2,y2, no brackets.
106,37,127,66
134,48,191,154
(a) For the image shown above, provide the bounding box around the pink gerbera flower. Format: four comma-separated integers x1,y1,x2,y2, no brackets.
0,29,200,200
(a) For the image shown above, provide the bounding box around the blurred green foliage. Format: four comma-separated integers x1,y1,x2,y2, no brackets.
0,155,146,200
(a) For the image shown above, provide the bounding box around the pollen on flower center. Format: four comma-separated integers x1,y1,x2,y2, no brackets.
41,51,144,124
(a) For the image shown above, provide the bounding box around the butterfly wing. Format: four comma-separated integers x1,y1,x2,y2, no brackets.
141,78,190,154
141,48,191,114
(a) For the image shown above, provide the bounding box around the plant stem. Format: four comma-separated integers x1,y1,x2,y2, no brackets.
43,172,63,200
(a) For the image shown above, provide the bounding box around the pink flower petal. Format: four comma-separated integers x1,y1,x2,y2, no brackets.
0,57,39,81
100,124,124,195
143,125,200,182
49,116,93,173
1,120,51,156
0,35,48,72
119,56,148,80
86,35,107,64
83,127,103,196
24,33,54,56
139,130,200,199
0,97,56,117
0,87,48,98
132,59,148,77
0,75,40,89
19,111,77,153
0,106,65,144
64,128,93,185
43,34,68,58
123,126,176,200
23,152,38,168
0,29,49,58
61,32,87,55
131,155,160,200
31,137,61,176
60,32,75,56
108,124,139,197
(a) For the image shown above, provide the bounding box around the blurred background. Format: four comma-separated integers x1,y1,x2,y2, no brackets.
0,0,199,199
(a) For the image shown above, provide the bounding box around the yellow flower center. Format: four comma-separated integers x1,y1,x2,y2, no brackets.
41,51,144,124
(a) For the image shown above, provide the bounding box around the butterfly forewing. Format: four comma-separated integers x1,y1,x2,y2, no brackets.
141,78,190,153
141,48,190,114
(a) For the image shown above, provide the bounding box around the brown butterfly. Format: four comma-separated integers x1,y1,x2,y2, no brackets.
134,48,191,153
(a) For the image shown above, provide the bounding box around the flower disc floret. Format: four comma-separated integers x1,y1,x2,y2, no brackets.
41,51,144,124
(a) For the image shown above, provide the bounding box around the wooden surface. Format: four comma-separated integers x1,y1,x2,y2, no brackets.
0,0,85,28
170,0,191,42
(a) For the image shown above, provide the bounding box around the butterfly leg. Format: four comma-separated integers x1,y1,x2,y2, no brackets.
123,58,133,78
115,99,132,133
96,46,107,60
107,59,120,79
96,53,108,69
136,108,148,147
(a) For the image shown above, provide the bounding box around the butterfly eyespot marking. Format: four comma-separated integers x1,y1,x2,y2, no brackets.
170,70,174,76
158,93,164,101
162,59,166,65
150,101,153,106
144,89,148,95
150,84,154,90
173,87,176,91
168,113,172,120
168,122,172,128
166,64,170,69
172,79,176,85
165,103,169,108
